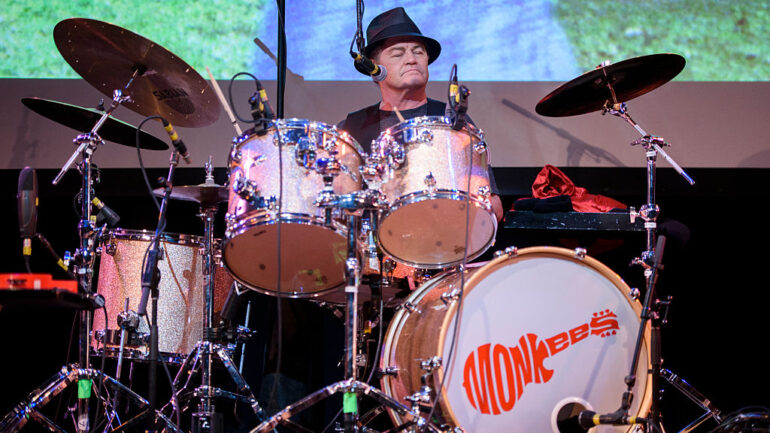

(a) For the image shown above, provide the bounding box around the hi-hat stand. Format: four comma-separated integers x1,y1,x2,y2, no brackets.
160,164,267,433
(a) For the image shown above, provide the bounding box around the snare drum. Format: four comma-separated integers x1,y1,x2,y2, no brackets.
370,116,496,268
223,119,364,297
93,229,232,360
380,246,651,433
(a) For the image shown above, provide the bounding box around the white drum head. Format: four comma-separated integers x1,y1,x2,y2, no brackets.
440,248,651,433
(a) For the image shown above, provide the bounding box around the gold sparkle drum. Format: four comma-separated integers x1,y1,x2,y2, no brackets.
223,119,364,297
380,246,651,433
93,229,232,360
371,116,497,268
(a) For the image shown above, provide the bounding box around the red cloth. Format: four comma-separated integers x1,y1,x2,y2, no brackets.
531,165,626,213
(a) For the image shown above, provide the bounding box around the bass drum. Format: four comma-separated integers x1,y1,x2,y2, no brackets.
380,246,651,433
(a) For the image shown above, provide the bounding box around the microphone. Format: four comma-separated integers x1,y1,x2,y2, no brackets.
160,118,191,164
578,410,647,429
249,80,275,122
91,197,121,227
352,53,387,82
17,167,38,257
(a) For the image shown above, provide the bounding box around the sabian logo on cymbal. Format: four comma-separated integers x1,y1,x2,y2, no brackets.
153,88,190,101
462,309,620,415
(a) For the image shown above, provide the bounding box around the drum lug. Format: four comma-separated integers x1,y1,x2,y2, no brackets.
405,127,433,144
441,287,461,304
473,139,487,154
104,237,117,256
294,136,318,169
477,185,491,199
232,173,261,205
493,246,518,258
404,386,433,412
420,356,442,372
629,287,640,301
229,146,243,164
401,301,421,315
574,247,587,259
424,172,437,194
378,366,399,377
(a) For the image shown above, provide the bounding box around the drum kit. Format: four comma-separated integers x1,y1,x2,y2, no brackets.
1,15,742,433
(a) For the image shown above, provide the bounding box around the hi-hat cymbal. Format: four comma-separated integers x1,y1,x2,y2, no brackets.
153,182,229,206
22,97,168,150
53,18,221,127
535,53,686,117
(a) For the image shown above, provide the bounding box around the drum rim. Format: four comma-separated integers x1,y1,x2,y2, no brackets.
234,117,366,158
106,228,202,245
381,246,653,429
375,192,498,269
375,115,485,142
225,211,348,242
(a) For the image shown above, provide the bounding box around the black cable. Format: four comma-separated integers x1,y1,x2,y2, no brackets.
426,110,475,424
135,115,164,212
227,71,266,125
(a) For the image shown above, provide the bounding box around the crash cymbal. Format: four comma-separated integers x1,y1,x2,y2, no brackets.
535,53,685,117
153,182,229,206
53,18,221,127
22,97,168,150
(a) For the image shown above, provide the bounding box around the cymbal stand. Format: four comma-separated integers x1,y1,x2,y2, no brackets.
578,102,721,433
249,189,441,433
164,166,267,433
0,85,179,433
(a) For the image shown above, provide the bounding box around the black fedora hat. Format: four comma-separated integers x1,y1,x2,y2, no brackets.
364,7,441,64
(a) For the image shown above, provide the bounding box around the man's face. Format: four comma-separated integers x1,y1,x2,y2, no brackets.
373,37,430,92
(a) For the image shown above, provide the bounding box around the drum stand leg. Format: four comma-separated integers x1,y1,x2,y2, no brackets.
0,365,181,433
247,213,442,433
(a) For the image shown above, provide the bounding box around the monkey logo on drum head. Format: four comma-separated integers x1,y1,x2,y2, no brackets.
461,309,620,415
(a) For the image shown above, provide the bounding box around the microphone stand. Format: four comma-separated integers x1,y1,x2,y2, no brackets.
138,149,181,432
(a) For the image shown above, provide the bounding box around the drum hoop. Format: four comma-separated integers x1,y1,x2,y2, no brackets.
225,212,348,240
377,115,485,142
235,118,366,158
419,246,652,428
106,228,202,246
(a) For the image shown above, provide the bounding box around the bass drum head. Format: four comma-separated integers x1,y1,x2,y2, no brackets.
381,246,651,433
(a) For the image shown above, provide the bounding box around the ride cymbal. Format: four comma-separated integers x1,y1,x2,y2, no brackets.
536,53,685,117
53,18,221,127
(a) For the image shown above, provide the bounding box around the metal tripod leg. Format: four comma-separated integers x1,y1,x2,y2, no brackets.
247,379,442,433
0,365,181,433
165,340,266,420
660,369,723,433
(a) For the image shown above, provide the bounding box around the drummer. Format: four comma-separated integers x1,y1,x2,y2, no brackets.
338,6,504,221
